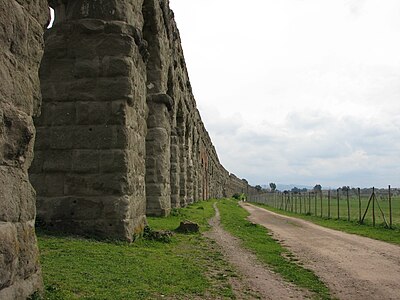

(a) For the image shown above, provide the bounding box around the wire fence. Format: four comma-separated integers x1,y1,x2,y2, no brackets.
248,186,400,229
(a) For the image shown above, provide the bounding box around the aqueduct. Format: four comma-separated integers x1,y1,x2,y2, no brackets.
0,0,256,298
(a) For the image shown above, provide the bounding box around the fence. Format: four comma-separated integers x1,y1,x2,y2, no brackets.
248,186,399,228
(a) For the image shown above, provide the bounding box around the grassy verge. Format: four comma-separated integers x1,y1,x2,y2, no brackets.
37,200,236,300
253,202,400,245
217,199,331,300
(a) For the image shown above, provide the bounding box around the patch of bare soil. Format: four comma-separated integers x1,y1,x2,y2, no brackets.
241,202,400,300
204,203,311,299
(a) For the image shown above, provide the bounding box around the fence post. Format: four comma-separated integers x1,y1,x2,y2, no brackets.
372,187,375,227
328,190,331,219
314,192,317,216
320,191,323,218
389,185,392,229
308,192,311,214
347,189,350,221
337,189,340,220
358,188,361,223
291,193,294,212
300,193,302,214
284,193,287,211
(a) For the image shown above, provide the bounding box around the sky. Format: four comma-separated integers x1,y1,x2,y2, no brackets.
169,0,400,188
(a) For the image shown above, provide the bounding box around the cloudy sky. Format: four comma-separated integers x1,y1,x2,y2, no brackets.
169,0,400,188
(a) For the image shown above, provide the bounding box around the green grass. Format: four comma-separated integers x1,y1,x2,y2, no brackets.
37,200,236,300
252,202,400,245
217,199,331,300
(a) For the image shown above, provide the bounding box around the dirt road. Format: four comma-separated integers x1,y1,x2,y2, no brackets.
205,203,311,299
241,202,400,300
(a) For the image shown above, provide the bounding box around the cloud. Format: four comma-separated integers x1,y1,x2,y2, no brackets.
203,105,400,188
170,0,400,188
346,0,367,16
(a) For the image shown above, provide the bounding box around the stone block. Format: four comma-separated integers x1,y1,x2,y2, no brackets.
146,127,169,145
0,104,35,170
0,223,18,290
40,58,75,83
71,125,128,150
29,174,45,196
15,222,41,280
101,56,133,77
43,173,65,197
68,34,101,59
51,0,142,27
32,127,51,150
42,77,133,102
176,221,199,233
37,195,132,222
43,150,72,172
52,102,76,125
72,150,99,173
64,173,132,196
73,58,101,78
29,150,44,173
42,31,69,59
146,183,169,197
96,34,136,57
36,195,145,242
75,101,126,125
0,222,42,298
99,150,128,173
0,167,35,223
49,126,74,149
73,19,106,34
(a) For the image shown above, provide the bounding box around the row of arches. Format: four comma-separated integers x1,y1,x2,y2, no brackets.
30,0,250,241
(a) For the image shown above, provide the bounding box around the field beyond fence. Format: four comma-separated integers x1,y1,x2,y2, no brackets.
248,187,399,229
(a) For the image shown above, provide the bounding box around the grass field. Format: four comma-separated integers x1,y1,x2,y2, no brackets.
217,199,331,300
251,192,400,228
37,200,236,300
37,198,333,299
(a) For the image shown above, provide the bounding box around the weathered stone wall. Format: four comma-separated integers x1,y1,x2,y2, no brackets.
142,0,254,214
32,0,256,238
31,0,148,241
0,0,48,298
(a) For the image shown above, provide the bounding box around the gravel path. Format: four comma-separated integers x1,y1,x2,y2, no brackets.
204,203,311,299
241,202,400,300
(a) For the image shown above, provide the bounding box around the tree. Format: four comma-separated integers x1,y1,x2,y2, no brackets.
269,182,277,191
313,184,322,192
291,187,300,194
341,186,350,192
255,185,262,191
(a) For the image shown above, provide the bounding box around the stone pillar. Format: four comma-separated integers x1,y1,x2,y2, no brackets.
0,0,48,298
170,129,180,208
193,133,200,202
142,0,174,216
178,112,187,207
145,94,172,216
30,0,148,241
186,124,194,204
